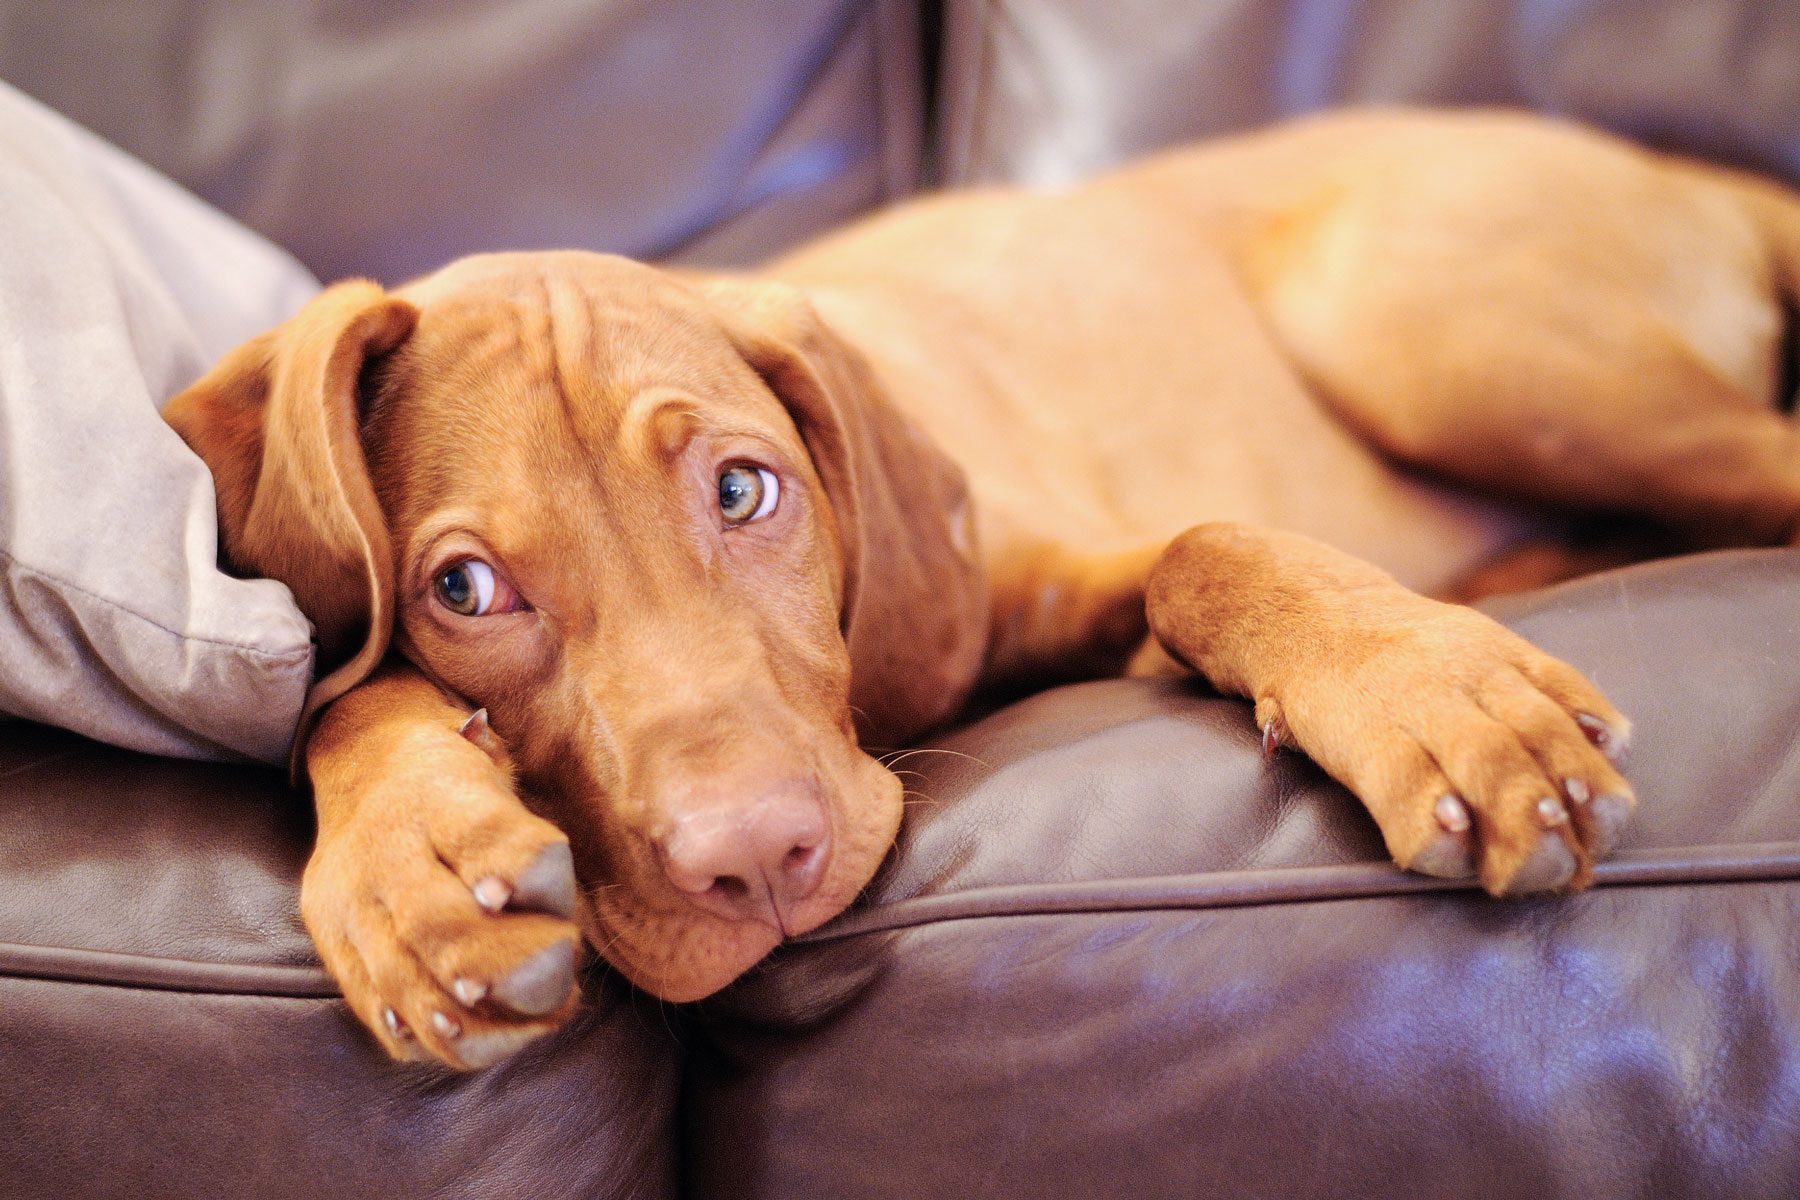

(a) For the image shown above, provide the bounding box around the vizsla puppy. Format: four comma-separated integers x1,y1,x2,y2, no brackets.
166,109,1800,1068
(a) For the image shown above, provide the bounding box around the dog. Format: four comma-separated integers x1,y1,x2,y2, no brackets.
163,107,1800,1069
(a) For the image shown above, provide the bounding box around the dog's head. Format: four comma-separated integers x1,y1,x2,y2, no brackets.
164,252,987,1000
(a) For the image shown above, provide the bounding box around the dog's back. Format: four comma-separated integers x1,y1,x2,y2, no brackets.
769,108,1800,589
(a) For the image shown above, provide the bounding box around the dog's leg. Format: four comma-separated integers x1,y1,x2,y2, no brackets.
1145,522,1633,895
1439,525,1679,604
1252,165,1800,548
303,663,583,1068
982,541,1164,690
1310,339,1800,549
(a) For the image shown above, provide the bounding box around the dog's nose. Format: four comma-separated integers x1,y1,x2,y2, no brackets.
655,780,831,932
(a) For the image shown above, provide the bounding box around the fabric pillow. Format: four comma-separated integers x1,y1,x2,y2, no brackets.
0,79,318,764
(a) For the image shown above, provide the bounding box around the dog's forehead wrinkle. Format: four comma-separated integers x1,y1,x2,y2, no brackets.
531,283,573,442
409,261,771,476
542,308,741,464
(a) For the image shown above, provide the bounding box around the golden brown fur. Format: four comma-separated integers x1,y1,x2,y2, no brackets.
165,108,1800,1068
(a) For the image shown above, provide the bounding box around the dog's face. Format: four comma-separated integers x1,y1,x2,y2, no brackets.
165,252,987,1001
373,255,905,998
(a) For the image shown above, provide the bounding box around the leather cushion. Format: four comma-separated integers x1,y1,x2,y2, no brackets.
0,727,679,1200
684,549,1800,1199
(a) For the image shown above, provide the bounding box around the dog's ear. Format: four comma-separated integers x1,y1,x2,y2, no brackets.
699,279,988,743
164,280,418,772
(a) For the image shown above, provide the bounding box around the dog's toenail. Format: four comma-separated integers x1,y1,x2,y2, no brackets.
492,939,578,1017
1574,713,1627,762
1589,792,1632,856
455,1028,542,1070
383,1007,410,1040
1504,836,1577,894
431,1010,462,1040
1434,793,1471,833
1408,832,1475,880
512,842,579,919
1260,719,1282,761
453,977,488,1007
473,876,513,913
1537,796,1568,827
1564,777,1590,805
458,708,504,757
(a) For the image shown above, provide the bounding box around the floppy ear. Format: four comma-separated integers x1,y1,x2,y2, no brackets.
700,279,989,744
163,280,418,772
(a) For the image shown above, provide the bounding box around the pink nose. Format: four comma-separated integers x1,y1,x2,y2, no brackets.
655,779,831,932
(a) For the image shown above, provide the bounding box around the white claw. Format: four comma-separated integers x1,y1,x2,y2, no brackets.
472,876,513,913
1575,713,1627,763
459,707,499,751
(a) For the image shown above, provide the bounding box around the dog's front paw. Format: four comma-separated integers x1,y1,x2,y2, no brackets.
301,727,583,1069
1263,600,1633,895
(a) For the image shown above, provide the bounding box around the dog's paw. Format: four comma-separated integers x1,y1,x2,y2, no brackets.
301,729,583,1069
1262,600,1633,895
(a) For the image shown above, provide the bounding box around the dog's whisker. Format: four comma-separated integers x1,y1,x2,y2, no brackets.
880,746,992,772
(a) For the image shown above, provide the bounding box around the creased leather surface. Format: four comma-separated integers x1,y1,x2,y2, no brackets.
936,0,1800,189
685,550,1800,1199
0,0,923,282
0,725,322,975
0,726,680,1200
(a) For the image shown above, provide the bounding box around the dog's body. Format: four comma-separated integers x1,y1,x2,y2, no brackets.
165,108,1800,1067
788,109,1794,589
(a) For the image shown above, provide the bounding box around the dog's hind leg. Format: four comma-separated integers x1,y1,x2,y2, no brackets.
1248,154,1800,548
1303,328,1800,548
1437,524,1678,604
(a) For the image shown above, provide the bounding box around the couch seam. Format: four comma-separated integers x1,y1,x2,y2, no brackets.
0,940,337,997
962,0,994,184
872,0,925,198
798,843,1800,943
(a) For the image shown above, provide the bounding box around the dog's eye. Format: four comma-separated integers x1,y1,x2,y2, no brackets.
718,465,779,525
434,559,520,616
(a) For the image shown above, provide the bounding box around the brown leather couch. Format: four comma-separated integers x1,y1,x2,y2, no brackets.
5,3,1800,1196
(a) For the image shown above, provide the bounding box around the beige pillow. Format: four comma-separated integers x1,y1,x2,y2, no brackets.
0,80,318,764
